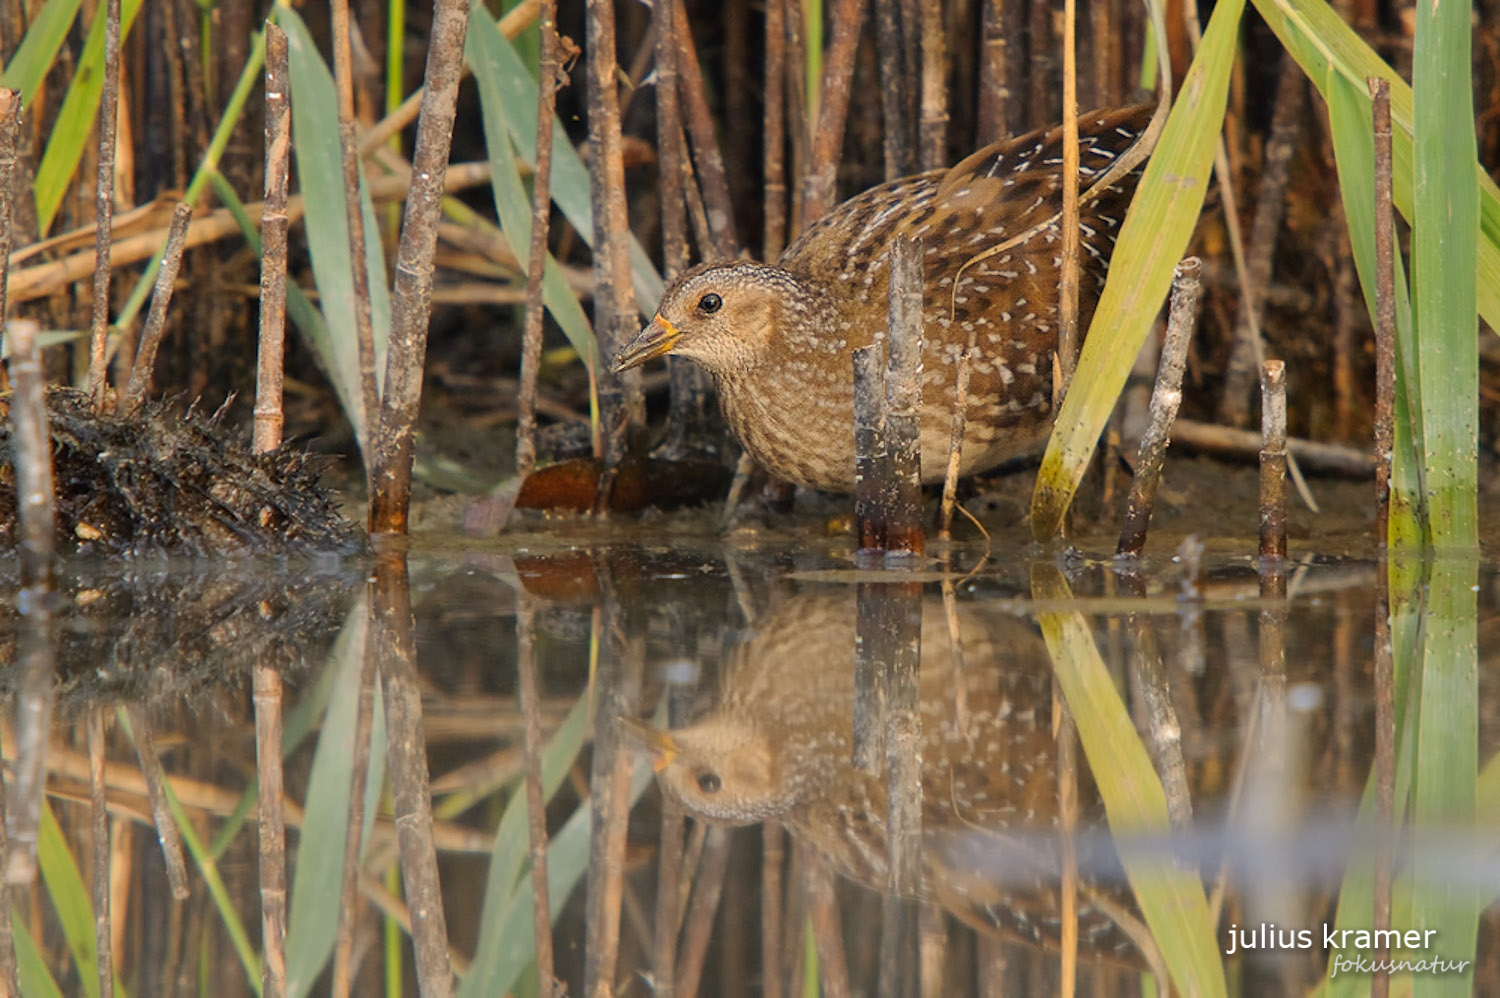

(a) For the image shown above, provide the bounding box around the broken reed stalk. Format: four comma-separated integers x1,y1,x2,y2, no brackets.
255,24,292,456
1057,0,1080,392
88,709,113,998
877,892,918,998
675,825,731,998
1127,609,1194,828
367,0,470,534
761,822,785,998
762,0,788,259
1219,63,1305,428
6,319,54,887
1370,77,1396,547
586,0,643,513
515,593,559,995
853,344,889,557
582,570,642,998
125,705,190,900
852,582,887,775
0,88,20,323
85,0,124,411
254,39,292,958
1055,686,1078,998
673,0,740,256
330,0,382,453
331,621,376,998
253,661,287,998
122,201,193,416
917,0,947,172
1259,360,1289,562
886,235,925,559
801,0,866,222
883,585,923,899
875,0,912,179
653,801,684,998
656,0,710,458
515,0,561,479
375,553,454,995
1117,257,1202,557
8,320,55,589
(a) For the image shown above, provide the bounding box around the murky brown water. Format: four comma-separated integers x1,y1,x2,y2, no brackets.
2,527,1497,996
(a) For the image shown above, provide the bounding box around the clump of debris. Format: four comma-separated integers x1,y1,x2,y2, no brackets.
0,387,367,557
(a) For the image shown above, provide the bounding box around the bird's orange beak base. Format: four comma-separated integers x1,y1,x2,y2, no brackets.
612,316,681,373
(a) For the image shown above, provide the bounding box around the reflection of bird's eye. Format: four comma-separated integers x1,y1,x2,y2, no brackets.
698,293,722,314
696,771,722,794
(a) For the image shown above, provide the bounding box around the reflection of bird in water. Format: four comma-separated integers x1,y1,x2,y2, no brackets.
625,591,1142,963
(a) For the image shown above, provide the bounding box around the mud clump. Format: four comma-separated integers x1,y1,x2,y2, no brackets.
0,387,367,557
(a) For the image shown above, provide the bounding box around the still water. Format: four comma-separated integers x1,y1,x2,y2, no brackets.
1,526,1496,997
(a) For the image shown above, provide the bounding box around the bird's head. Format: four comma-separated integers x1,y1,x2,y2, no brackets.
612,262,811,378
619,714,795,825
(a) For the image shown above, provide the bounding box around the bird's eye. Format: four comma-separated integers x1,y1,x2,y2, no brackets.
696,771,722,794
697,292,723,314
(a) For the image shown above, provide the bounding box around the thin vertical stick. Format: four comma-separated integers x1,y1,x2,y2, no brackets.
938,339,972,541
1117,258,1201,556
331,619,376,998
675,825,731,998
330,0,381,453
516,593,558,994
885,235,925,557
673,0,740,256
1369,74,1395,998
803,846,851,998
582,565,642,998
253,662,287,998
1218,63,1305,428
256,25,292,456
122,201,193,416
1057,0,1080,391
86,0,124,410
1259,360,1288,563
6,318,54,888
761,823,784,998
783,0,811,239
375,550,454,996
801,0,867,222
656,0,709,457
587,0,643,512
976,0,1010,144
125,706,190,900
516,0,561,479
0,89,21,325
875,0,911,180
853,344,888,556
88,710,113,998
367,0,469,533
762,0,788,259
653,801,685,998
254,52,292,973
1370,77,1395,548
916,0,946,172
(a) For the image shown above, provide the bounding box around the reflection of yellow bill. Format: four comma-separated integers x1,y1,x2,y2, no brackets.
616,715,679,772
